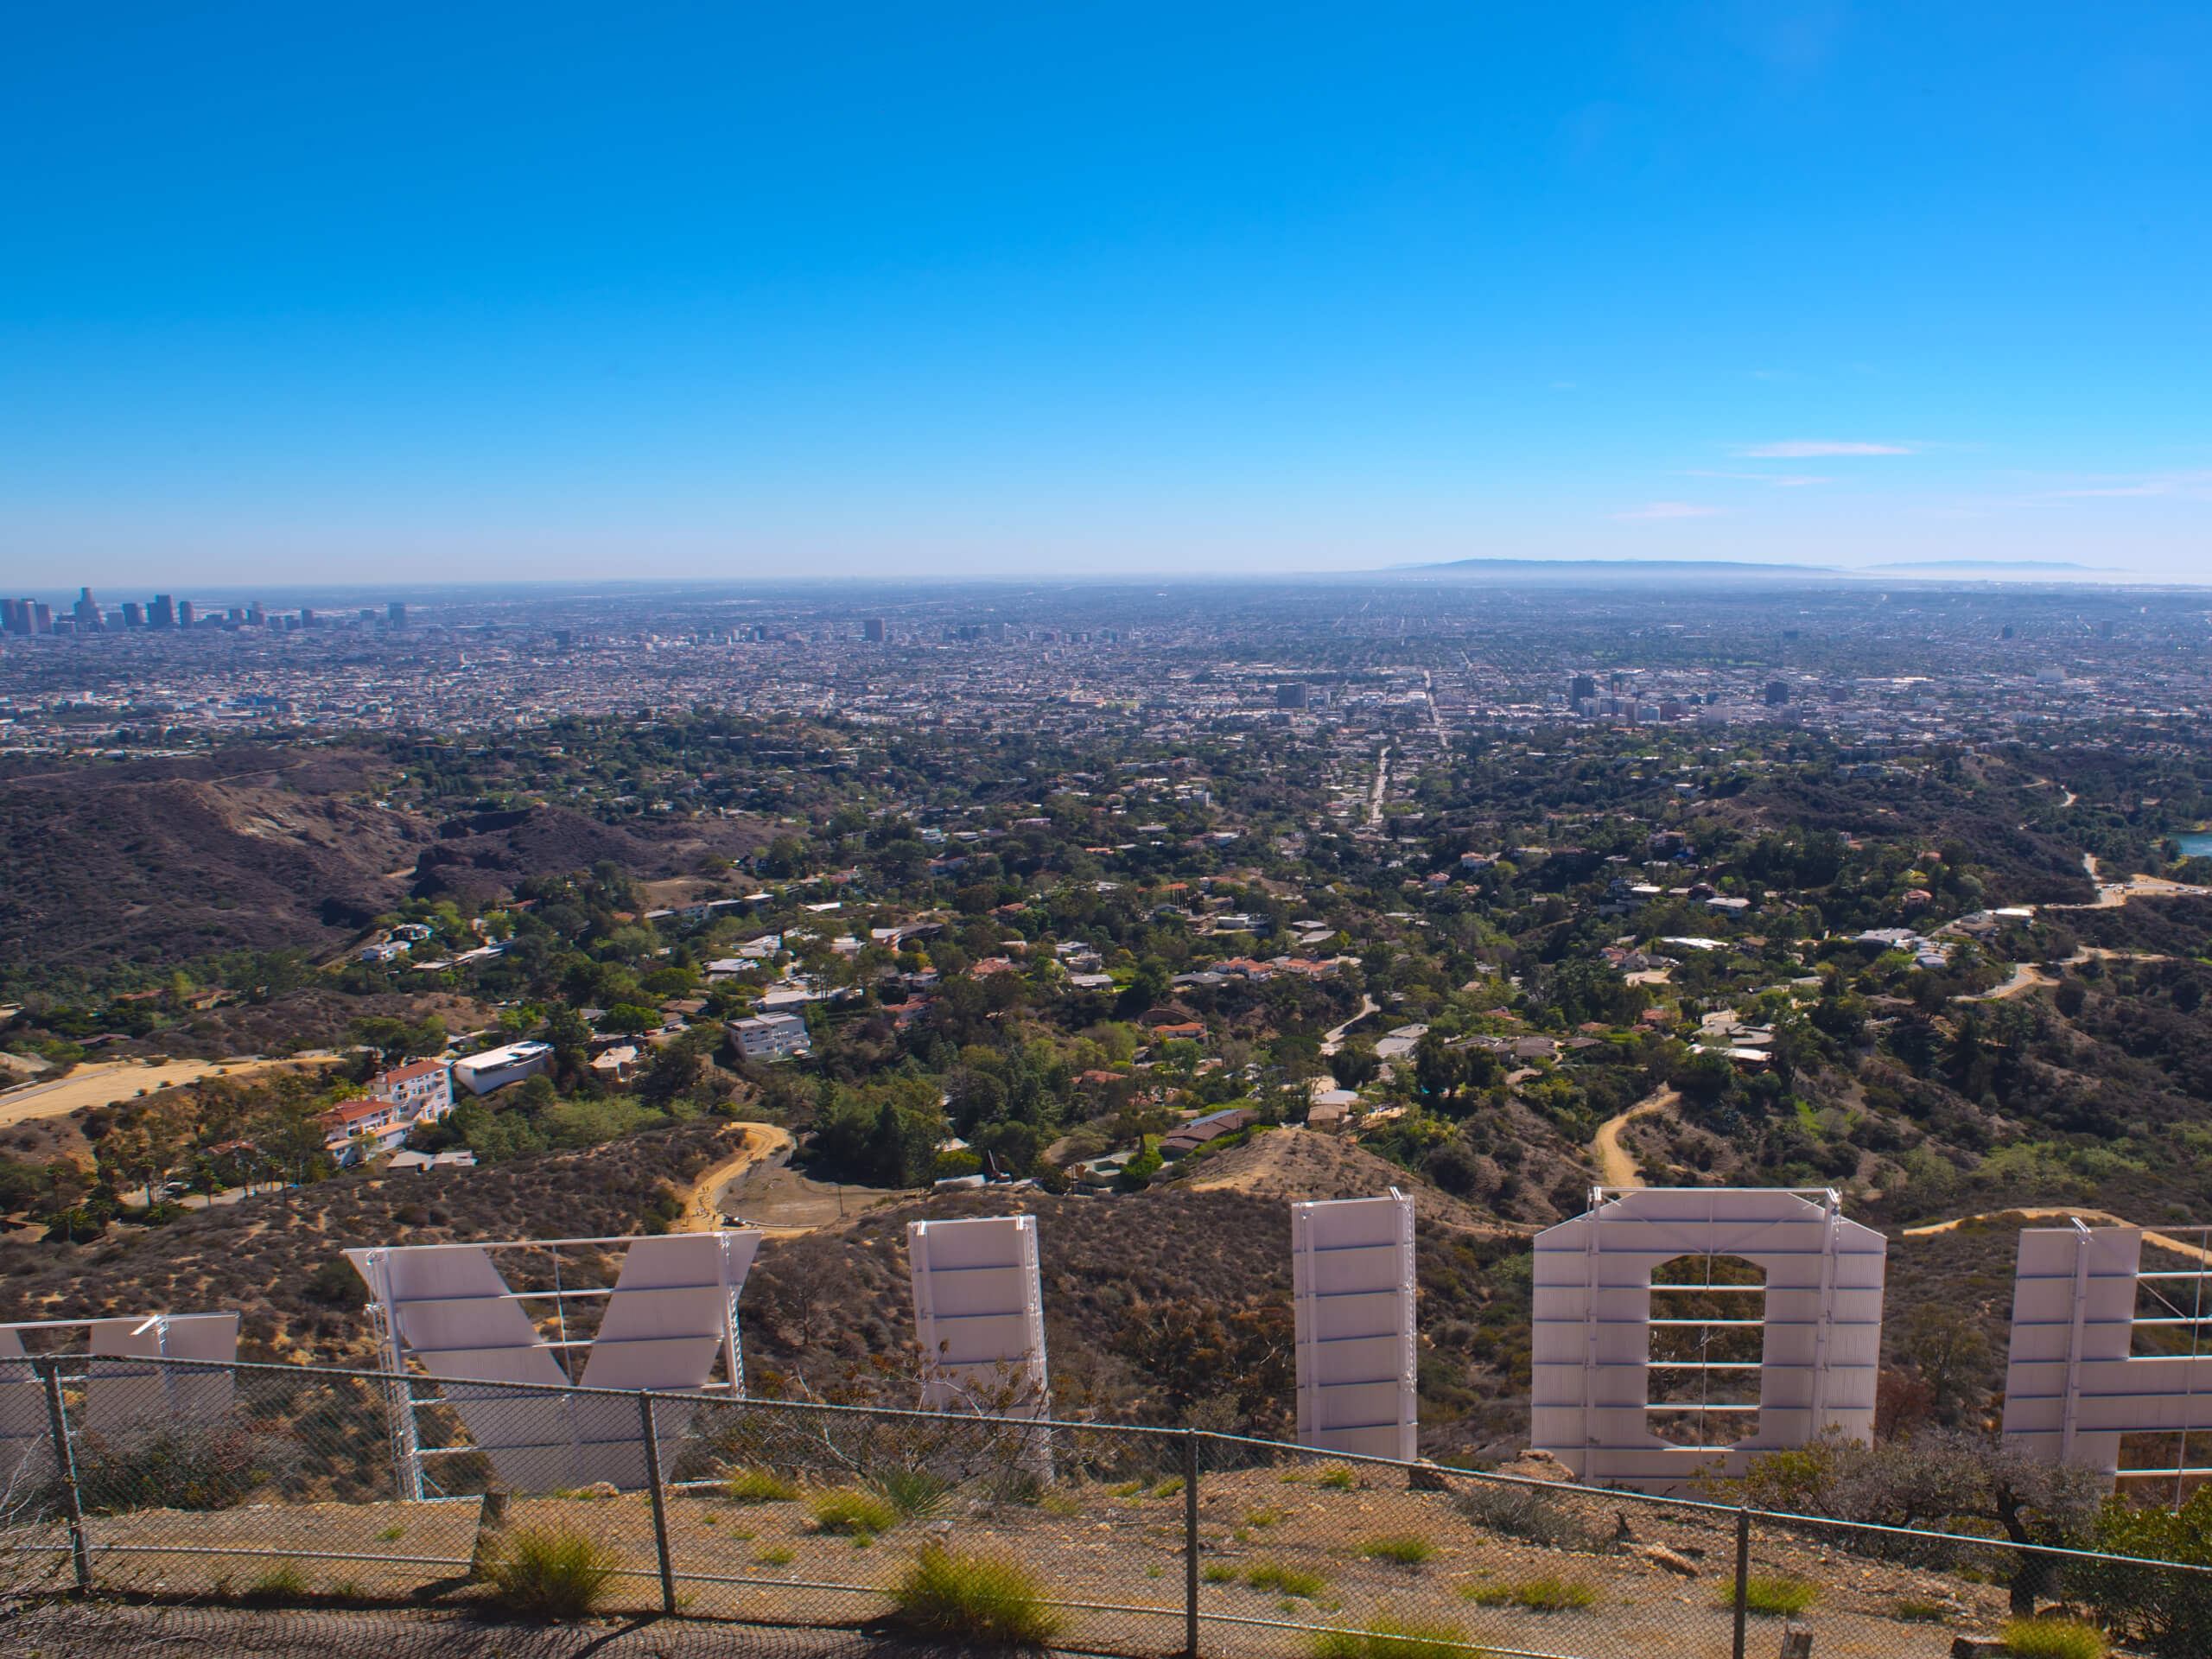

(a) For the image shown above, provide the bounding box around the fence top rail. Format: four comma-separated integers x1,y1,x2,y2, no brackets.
41,1353,2212,1581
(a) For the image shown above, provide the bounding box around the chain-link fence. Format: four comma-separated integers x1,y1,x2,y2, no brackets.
3,1354,2210,1658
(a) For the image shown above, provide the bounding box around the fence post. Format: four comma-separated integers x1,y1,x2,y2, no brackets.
1182,1430,1200,1659
639,1391,677,1617
35,1355,90,1592
1731,1507,1751,1659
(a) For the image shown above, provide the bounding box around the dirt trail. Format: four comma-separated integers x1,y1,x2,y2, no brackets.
1903,1206,2212,1267
674,1122,798,1233
1592,1087,1677,1190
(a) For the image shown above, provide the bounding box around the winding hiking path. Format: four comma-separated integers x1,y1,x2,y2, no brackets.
1902,1205,2212,1266
676,1122,798,1233
1592,1086,1677,1190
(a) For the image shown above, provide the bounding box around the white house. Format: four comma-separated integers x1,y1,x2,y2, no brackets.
728,1012,811,1061
450,1040,554,1096
368,1058,454,1122
323,1058,461,1165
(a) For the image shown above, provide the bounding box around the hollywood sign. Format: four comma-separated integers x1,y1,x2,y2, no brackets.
2001,1220,2212,1493
0,1313,240,1483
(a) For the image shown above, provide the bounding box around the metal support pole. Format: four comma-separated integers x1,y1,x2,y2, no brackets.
1731,1507,1751,1659
37,1357,90,1591
1183,1430,1200,1659
639,1392,677,1616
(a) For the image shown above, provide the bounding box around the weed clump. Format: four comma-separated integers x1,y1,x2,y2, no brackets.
1358,1535,1436,1565
2000,1619,2107,1659
483,1526,622,1620
867,1467,954,1520
1452,1482,1589,1548
1247,1561,1327,1597
240,1559,309,1604
810,1486,898,1535
891,1545,1064,1645
1713,1576,1818,1618
1462,1575,1594,1611
725,1467,799,1504
1309,1616,1478,1659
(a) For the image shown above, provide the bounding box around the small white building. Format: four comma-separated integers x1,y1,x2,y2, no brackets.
728,1011,811,1061
450,1040,554,1096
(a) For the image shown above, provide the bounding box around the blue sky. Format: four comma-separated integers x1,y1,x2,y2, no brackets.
2,2,2208,584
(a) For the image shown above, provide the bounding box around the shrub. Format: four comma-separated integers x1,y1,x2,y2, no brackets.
891,1545,1064,1645
810,1486,898,1535
1318,1467,1357,1491
1309,1616,1477,1659
1248,1561,1327,1597
484,1526,622,1620
2001,1619,2107,1659
2086,1486,2212,1655
71,1421,296,1514
1359,1535,1436,1565
1452,1481,1589,1548
725,1467,798,1503
867,1467,954,1520
1714,1576,1818,1617
1463,1575,1595,1611
1152,1475,1185,1498
755,1546,795,1566
1203,1563,1238,1584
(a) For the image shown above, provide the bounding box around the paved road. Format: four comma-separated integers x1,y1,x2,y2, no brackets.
1319,994,1380,1056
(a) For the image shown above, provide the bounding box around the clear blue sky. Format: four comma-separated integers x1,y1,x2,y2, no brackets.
3,3,2208,584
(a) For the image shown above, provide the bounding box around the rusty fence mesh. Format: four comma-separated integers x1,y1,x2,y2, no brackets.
0,1356,2208,1657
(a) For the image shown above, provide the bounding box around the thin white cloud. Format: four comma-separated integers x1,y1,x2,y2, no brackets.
1615,501,1724,519
2048,469,2212,499
1735,440,1914,458
1685,470,1834,487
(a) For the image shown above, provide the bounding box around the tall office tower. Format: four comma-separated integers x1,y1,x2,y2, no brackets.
247,602,267,626
1,600,23,634
226,607,246,625
107,607,130,631
1764,680,1790,706
1274,682,1310,709
31,604,51,633
149,594,175,629
299,607,316,627
863,618,887,642
387,601,407,627
1571,674,1597,702
177,600,196,627
73,588,101,631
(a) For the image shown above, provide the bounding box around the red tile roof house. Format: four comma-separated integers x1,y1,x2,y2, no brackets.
322,1058,455,1166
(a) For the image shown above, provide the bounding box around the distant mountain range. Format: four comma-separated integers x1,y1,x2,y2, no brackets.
1389,556,2167,583
1388,557,1847,581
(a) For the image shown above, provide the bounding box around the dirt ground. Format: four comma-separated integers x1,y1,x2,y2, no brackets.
0,1055,328,1129
1182,1128,1516,1236
705,1129,903,1233
54,1459,2040,1659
